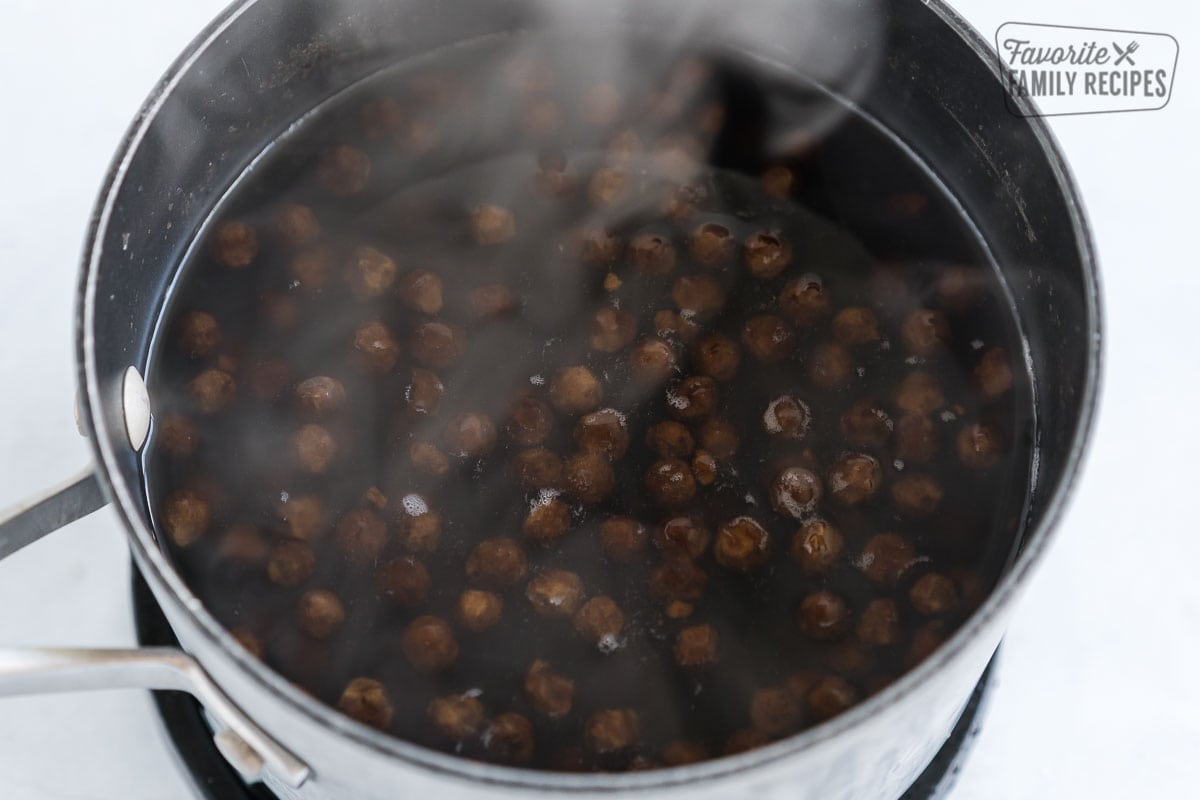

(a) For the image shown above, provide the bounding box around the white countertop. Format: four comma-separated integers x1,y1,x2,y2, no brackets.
0,1,1196,798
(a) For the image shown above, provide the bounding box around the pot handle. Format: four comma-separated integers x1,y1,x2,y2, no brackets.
0,367,163,560
0,647,310,788
0,472,311,790
0,468,109,561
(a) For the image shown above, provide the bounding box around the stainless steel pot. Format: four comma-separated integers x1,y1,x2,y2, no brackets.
0,1,1102,798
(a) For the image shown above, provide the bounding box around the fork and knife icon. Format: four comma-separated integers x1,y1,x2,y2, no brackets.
1113,40,1140,66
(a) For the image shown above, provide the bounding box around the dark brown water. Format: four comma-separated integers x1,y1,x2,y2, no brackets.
141,35,1034,771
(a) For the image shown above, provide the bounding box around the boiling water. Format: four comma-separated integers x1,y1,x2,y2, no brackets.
141,34,1034,770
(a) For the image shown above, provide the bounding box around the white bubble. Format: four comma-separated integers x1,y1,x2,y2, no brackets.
532,488,560,509
402,494,428,516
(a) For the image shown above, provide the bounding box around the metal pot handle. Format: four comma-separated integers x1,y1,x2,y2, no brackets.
1,369,151,558
0,469,311,789
0,469,108,561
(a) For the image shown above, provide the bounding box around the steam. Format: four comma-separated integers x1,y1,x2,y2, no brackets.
525,0,886,153
144,0,894,764
360,0,889,450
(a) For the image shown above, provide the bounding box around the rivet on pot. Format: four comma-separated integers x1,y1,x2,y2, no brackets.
213,727,266,783
73,390,87,437
122,366,151,451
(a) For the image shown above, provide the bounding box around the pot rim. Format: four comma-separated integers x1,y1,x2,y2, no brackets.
75,0,1103,791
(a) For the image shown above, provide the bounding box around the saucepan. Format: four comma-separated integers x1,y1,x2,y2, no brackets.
0,0,1100,798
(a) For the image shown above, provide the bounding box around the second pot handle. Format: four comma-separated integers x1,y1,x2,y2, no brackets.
0,367,157,561
0,468,108,561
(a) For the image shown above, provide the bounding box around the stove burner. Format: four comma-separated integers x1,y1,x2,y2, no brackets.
132,569,995,799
